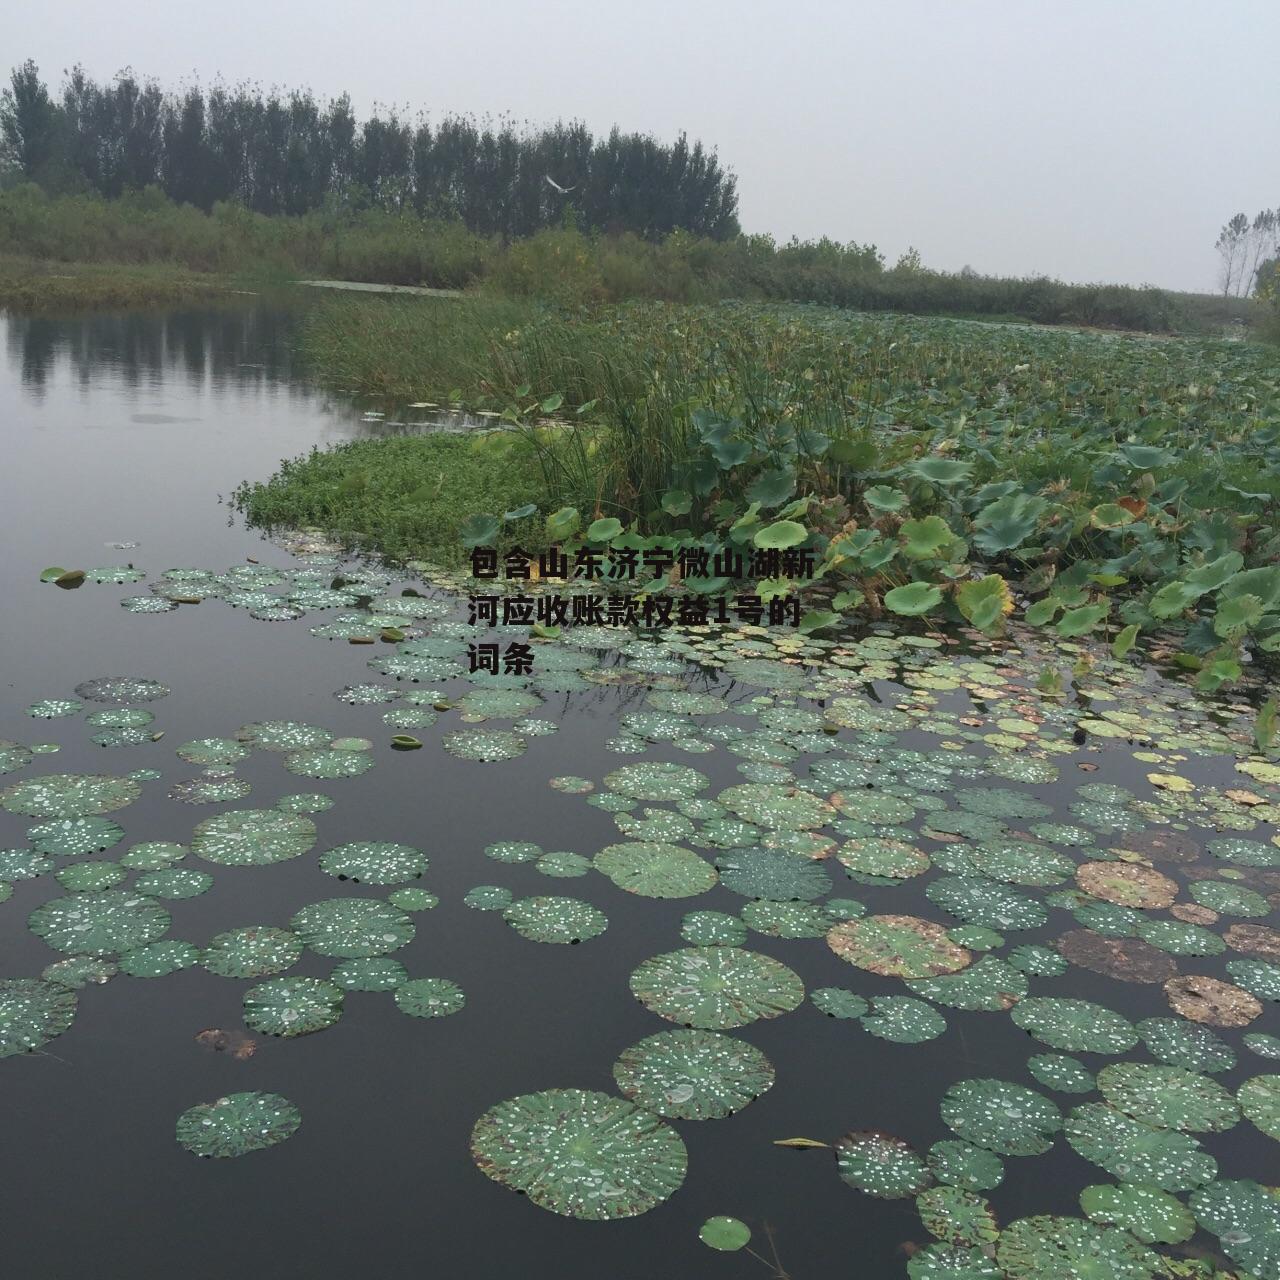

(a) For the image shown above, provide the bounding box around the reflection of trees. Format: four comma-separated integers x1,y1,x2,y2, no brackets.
3,305,307,397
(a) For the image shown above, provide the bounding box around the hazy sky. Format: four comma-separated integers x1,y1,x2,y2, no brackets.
11,0,1279,291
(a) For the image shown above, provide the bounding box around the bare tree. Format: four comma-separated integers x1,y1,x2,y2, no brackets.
1216,213,1249,296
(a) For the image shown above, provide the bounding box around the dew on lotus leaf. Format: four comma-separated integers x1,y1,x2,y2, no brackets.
836,1130,934,1199
387,887,437,911
827,914,972,979
176,738,250,766
290,898,414,958
236,721,332,752
192,810,316,866
0,978,78,1056
836,837,930,880
55,861,127,892
28,889,170,956
906,955,1027,1012
549,775,594,795
91,726,154,748
536,851,590,878
1011,997,1139,1054
2,772,140,819
1188,1178,1280,1277
203,927,303,979
170,775,253,804
485,841,542,865
442,729,527,762
135,868,212,900
334,683,401,705
1225,959,1280,1003
503,896,607,945
0,847,53,880
861,995,946,1043
319,841,427,885
120,595,175,613
613,1028,773,1121
940,1078,1062,1157
284,748,373,780
995,1214,1162,1280
42,956,116,989
471,1087,686,1220
926,1140,1004,1192
176,1091,301,1158
119,842,187,870
1028,1054,1096,1095
603,762,708,801
118,938,201,977
127,768,161,783
28,815,124,856
464,885,513,911
26,699,82,719
629,947,804,1030
681,911,747,947
331,957,408,991
1096,1062,1240,1133
243,976,343,1037
595,842,718,899
395,976,465,1017
741,900,831,938
74,677,169,704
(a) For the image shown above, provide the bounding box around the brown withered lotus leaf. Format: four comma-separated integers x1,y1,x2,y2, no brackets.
194,1028,257,1060
1171,904,1219,926
1056,930,1176,984
1076,862,1177,910
827,914,971,979
1113,830,1201,864
1164,975,1262,1028
1224,924,1280,960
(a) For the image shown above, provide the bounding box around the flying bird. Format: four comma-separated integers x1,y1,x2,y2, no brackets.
544,176,578,194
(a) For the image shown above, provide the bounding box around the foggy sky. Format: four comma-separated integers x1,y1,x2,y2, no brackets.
10,0,1279,292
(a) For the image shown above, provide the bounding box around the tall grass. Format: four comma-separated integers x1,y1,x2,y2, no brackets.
0,184,1217,332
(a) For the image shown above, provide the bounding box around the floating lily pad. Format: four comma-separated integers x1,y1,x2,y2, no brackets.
331,957,408,991
1076,862,1177,909
926,876,1047,931
75,677,169,703
741,900,831,938
595,842,717,898
471,1088,687,1219
236,721,332,751
118,939,200,977
1164,975,1262,1027
0,978,77,1056
134,868,212,899
26,699,82,719
1189,1179,1280,1278
388,887,438,911
464,885,513,911
837,837,930,880
940,1079,1061,1156
1137,1018,1236,1074
1056,930,1176,984
55,861,126,891
276,793,333,815
319,841,427,885
192,810,316,866
290,898,414,958
1079,1182,1194,1244
0,848,53,880
1011,998,1138,1053
906,956,1027,1012
862,995,946,1043
503,896,607,944
1097,1063,1239,1133
927,1140,1004,1192
603,763,708,801
119,842,186,871
442,730,526,762
1227,959,1280,1002
1190,880,1270,917
42,957,115,989
1007,945,1068,977
176,1092,301,1158
170,775,253,804
810,987,869,1019
996,1215,1161,1280
28,890,170,956
630,947,804,1029
836,1130,934,1199
28,815,124,856
828,915,971,979
2,773,140,818
916,1185,998,1248
536,851,590,878
203,927,303,978
613,1028,774,1120
486,841,543,864
243,976,343,1037
1028,1054,1095,1094
284,748,373,779
1237,1074,1280,1141
1064,1103,1217,1190
395,977,465,1017
699,1217,751,1251
681,911,747,947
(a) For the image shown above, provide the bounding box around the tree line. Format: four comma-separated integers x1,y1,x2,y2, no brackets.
0,60,740,240
1214,209,1278,298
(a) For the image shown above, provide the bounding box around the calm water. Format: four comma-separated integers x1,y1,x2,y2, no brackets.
0,307,1273,1280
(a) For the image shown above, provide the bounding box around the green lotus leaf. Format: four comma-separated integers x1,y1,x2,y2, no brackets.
319,841,427,885
901,515,959,560
1097,1063,1240,1133
395,977,465,1017
927,1140,1004,1192
0,978,77,1057
916,1185,998,1248
2,773,140,819
699,1216,751,1251
28,815,124,856
754,520,807,550
741,900,831,938
502,896,607,944
74,677,169,703
28,890,170,956
972,493,1048,554
715,848,829,901
471,1088,687,1219
862,995,946,1043
1189,1179,1280,1278
629,947,804,1029
203,927,303,978
906,956,1027,1012
331,957,408,991
1137,1018,1236,1074
1226,959,1280,1003
836,1130,934,1199
243,976,343,1037
885,582,944,616
464,885,513,911
176,738,250,766
681,911,747,947
828,914,972,978
290,898,414,958
0,848,53,880
1079,1182,1194,1244
595,842,717,898
134,868,212,899
56,861,127,892
1064,1103,1217,1190
837,837,930,880
940,1079,1061,1156
1028,1054,1096,1095
192,810,316,866
810,987,869,1019
996,1215,1162,1280
1237,1075,1280,1141
604,762,708,801
236,721,333,751
1011,998,1138,1054
613,1028,774,1120
118,939,201,977
176,1092,301,1158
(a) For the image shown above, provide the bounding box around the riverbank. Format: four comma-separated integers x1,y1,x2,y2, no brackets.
0,256,260,312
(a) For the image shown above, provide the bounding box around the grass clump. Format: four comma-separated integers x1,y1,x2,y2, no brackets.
0,255,243,311
233,432,555,567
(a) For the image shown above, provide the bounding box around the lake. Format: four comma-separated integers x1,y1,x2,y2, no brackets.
1,305,1275,1280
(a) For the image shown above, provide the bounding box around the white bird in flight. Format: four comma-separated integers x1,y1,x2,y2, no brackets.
544,176,578,194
